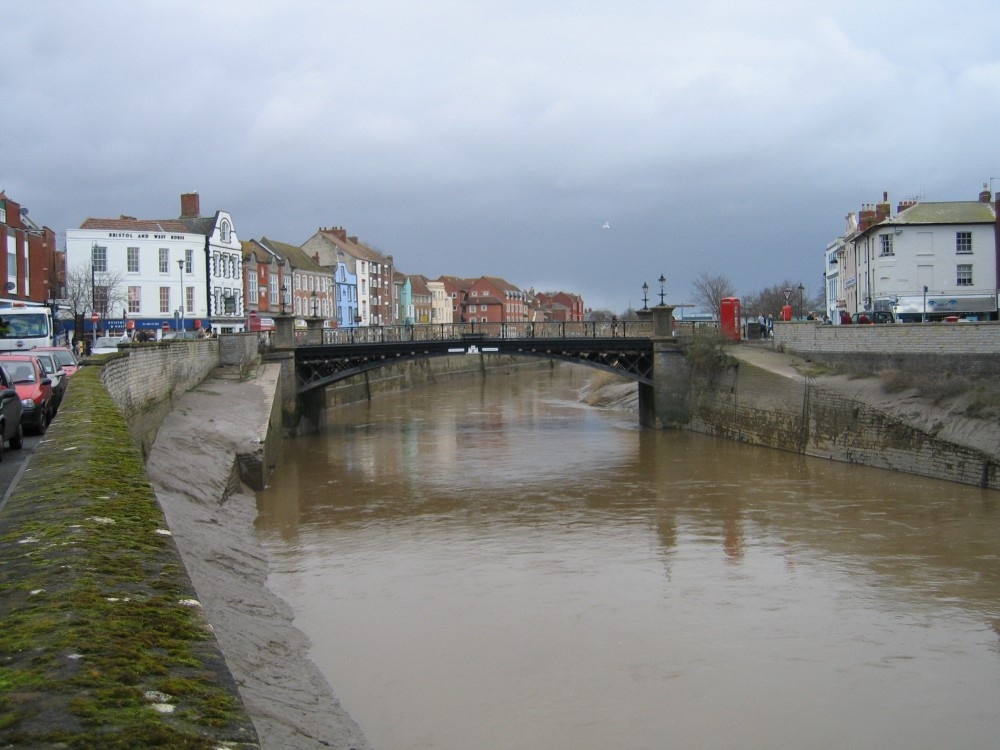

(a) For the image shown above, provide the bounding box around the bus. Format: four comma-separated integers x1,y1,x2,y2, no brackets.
0,304,56,351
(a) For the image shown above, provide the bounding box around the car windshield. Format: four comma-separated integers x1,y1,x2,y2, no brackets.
48,350,77,367
7,363,35,383
0,313,50,338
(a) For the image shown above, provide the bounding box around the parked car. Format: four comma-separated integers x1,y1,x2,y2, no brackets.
0,365,24,460
160,331,200,341
851,310,896,324
30,351,67,413
34,346,80,377
91,336,125,355
0,355,53,434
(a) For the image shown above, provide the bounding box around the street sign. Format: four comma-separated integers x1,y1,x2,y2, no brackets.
91,312,99,322
783,288,792,301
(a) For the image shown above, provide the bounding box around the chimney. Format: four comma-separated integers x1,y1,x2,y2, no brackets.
324,226,348,241
875,191,890,222
180,192,200,218
859,203,877,232
897,199,917,213
979,183,992,203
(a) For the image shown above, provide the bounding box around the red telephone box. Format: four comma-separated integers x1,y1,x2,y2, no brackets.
720,297,741,341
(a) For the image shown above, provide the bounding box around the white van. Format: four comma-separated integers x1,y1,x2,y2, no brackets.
0,305,56,352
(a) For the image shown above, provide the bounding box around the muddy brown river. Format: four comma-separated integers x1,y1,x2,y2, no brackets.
257,366,1000,750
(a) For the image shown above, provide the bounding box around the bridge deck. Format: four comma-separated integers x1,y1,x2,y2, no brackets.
293,322,658,393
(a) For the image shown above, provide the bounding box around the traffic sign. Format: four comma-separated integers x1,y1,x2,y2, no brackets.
783,288,792,301
91,312,99,322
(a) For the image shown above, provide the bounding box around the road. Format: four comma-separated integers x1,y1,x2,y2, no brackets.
0,432,44,513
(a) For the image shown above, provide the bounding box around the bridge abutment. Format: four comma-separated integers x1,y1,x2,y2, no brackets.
639,305,692,429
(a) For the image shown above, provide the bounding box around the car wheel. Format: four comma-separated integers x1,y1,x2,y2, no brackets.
36,408,48,436
10,422,23,450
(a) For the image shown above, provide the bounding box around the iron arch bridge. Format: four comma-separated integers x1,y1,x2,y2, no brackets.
293,321,655,394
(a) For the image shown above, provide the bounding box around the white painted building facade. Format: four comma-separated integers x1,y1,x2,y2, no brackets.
832,188,999,322
65,193,246,336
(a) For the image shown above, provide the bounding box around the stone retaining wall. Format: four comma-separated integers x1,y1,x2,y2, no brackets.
97,340,220,456
686,358,999,490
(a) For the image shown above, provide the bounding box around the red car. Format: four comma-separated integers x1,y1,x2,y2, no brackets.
0,354,54,434
33,346,80,378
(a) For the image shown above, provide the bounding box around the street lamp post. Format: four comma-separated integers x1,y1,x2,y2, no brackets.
797,283,805,320
641,282,649,310
280,284,287,315
658,274,666,306
91,244,98,348
177,259,185,332
311,290,318,317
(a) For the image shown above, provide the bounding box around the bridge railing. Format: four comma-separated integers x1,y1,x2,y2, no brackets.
318,320,654,345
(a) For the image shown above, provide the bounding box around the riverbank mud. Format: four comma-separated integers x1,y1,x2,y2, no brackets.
145,366,371,750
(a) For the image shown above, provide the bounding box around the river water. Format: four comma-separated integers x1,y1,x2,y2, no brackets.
257,365,1000,750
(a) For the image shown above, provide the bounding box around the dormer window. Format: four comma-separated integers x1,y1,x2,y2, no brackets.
220,219,231,243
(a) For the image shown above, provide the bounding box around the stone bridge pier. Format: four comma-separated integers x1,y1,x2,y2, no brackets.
638,305,690,429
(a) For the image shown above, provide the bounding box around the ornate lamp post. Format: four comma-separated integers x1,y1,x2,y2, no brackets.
797,283,805,320
311,290,318,317
641,282,649,310
658,274,666,306
177,259,185,332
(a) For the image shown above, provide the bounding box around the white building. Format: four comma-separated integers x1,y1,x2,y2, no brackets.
834,187,999,322
65,193,245,337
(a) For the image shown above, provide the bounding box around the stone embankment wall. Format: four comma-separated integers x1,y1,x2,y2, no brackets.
773,320,1000,375
98,339,221,456
685,357,999,490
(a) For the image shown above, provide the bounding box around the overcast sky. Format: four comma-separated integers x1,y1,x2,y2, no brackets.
4,0,999,312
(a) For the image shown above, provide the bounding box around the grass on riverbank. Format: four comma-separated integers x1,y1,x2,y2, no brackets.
0,366,257,749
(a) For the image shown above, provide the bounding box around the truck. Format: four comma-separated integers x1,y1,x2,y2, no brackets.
0,304,56,351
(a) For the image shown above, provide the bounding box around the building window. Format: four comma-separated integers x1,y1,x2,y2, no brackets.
469,304,477,313
957,264,973,286
127,247,140,273
159,287,170,314
186,286,194,314
92,244,108,273
956,232,972,254
8,230,17,289
94,286,109,315
159,248,169,273
186,248,193,274
128,286,140,314
220,219,231,243
879,234,894,257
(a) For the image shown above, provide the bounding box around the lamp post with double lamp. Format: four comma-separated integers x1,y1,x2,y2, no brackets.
177,259,185,333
